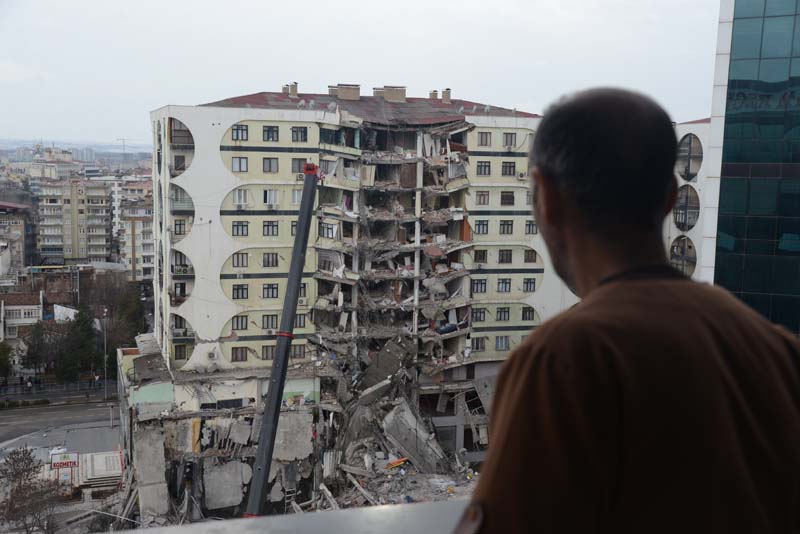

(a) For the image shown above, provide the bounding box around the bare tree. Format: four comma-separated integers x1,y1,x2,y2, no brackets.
0,448,63,533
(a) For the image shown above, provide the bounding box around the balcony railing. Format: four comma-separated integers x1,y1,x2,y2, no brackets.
171,264,194,276
170,197,194,211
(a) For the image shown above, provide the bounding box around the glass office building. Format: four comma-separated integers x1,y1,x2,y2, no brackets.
716,0,800,334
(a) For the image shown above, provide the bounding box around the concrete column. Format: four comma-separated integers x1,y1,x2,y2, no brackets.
413,132,423,341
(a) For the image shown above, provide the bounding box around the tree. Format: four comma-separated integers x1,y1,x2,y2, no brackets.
0,447,62,534
55,305,100,382
0,342,11,380
22,321,53,375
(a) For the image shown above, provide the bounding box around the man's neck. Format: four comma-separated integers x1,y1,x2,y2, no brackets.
568,231,669,297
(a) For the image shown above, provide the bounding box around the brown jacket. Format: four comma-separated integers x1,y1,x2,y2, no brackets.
459,270,800,533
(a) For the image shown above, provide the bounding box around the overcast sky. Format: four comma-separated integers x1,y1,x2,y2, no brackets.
0,0,720,146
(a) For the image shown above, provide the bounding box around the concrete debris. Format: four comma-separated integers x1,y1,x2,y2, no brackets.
203,460,251,510
382,398,447,474
274,412,314,462
120,119,496,526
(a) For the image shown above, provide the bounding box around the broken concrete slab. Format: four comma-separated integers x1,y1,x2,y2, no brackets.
381,398,446,474
473,375,498,414
273,412,314,462
229,420,252,445
203,460,249,510
355,378,392,407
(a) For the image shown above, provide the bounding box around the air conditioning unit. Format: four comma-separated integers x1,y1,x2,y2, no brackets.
264,329,276,335
296,173,305,180
505,146,514,152
517,172,527,180
207,351,216,359
297,297,308,306
235,202,248,210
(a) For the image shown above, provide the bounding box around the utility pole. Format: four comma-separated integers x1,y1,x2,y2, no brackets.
116,138,129,173
244,163,318,517
103,307,108,400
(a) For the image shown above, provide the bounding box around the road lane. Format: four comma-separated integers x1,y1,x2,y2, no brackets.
0,403,118,443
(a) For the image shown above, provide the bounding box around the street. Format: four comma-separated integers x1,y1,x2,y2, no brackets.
0,402,118,444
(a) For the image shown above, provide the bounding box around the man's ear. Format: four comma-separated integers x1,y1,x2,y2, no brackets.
532,167,561,227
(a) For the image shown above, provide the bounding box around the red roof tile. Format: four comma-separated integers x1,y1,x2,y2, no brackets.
1,293,40,306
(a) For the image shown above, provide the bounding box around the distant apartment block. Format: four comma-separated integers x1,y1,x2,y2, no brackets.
119,196,154,282
0,201,33,276
36,180,112,264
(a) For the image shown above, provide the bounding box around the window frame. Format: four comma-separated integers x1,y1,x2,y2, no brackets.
291,126,308,142
263,220,279,236
496,307,510,321
232,157,248,173
232,221,249,237
497,278,511,293
263,252,278,267
231,347,248,362
498,249,513,264
471,279,487,294
232,124,249,141
232,284,249,300
478,132,491,146
501,162,516,177
232,315,248,331
232,252,248,268
476,161,491,176
263,283,279,299
263,126,279,142
499,220,514,235
262,157,279,173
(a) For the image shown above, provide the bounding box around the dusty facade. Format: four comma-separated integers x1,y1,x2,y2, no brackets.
117,84,713,526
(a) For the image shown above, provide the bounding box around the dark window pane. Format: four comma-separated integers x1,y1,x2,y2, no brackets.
732,18,764,59
772,256,800,293
720,178,749,214
742,255,774,292
747,216,777,238
742,292,773,318
759,58,790,82
772,295,800,332
749,178,780,214
715,253,744,291
735,0,765,17
745,239,776,254
762,16,795,57
778,178,800,215
765,0,797,15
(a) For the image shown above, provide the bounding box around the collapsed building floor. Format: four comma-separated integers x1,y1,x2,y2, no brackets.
116,118,505,527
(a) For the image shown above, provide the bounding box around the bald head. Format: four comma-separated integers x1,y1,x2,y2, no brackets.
530,88,678,233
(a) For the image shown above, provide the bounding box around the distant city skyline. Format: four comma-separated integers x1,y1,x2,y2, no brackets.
0,0,720,142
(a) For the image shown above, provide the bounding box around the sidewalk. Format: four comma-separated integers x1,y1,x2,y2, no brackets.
0,380,116,398
1,382,117,405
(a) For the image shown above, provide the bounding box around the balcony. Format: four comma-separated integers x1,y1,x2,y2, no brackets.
170,197,194,211
171,264,194,276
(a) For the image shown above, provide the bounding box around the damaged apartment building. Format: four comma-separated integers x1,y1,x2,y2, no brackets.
119,83,713,524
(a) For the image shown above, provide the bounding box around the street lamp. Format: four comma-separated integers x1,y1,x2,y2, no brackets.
103,307,108,400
